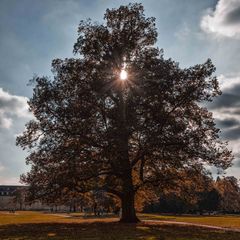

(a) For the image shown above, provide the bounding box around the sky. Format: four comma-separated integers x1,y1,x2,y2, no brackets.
0,0,240,184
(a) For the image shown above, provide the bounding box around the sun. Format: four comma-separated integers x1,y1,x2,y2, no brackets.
120,69,128,81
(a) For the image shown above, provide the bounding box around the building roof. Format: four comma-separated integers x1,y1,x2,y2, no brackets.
0,185,27,196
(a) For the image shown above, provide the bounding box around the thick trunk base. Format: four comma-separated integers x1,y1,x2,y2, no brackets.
119,215,140,223
120,191,140,223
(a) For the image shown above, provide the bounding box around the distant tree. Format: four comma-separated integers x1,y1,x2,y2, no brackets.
215,176,240,213
175,167,221,214
17,3,233,222
198,188,221,213
144,166,220,214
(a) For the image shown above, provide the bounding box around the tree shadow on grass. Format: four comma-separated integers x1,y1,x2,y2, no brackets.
0,221,240,240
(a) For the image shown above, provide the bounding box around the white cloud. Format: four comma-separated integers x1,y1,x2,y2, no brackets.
0,163,5,172
201,0,240,38
218,73,240,91
0,176,21,185
0,111,12,128
0,88,32,129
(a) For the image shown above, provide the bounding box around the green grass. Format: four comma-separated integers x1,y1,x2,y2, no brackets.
0,211,240,240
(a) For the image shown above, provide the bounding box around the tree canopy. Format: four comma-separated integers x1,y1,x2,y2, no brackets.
17,3,233,223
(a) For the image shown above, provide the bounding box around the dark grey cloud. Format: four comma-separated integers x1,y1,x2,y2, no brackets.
216,118,240,128
234,156,240,168
208,74,240,172
222,127,240,140
209,79,240,110
209,93,240,109
226,82,240,95
233,155,240,168
225,6,240,25
232,109,240,115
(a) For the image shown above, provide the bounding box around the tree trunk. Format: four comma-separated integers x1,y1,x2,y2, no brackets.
73,204,76,212
118,90,139,223
120,177,139,223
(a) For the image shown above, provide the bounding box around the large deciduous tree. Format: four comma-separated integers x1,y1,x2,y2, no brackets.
17,3,233,223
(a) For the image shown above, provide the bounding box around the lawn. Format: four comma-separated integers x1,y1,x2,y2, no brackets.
140,213,240,229
0,211,240,240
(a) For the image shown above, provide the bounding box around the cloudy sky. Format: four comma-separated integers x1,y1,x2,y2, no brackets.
0,0,240,184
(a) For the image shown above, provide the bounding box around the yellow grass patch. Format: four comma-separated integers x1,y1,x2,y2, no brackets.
140,213,240,229
0,211,240,240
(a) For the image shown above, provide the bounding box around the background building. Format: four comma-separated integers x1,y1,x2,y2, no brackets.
0,185,53,211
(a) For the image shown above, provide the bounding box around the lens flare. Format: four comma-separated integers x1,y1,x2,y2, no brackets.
120,69,128,81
